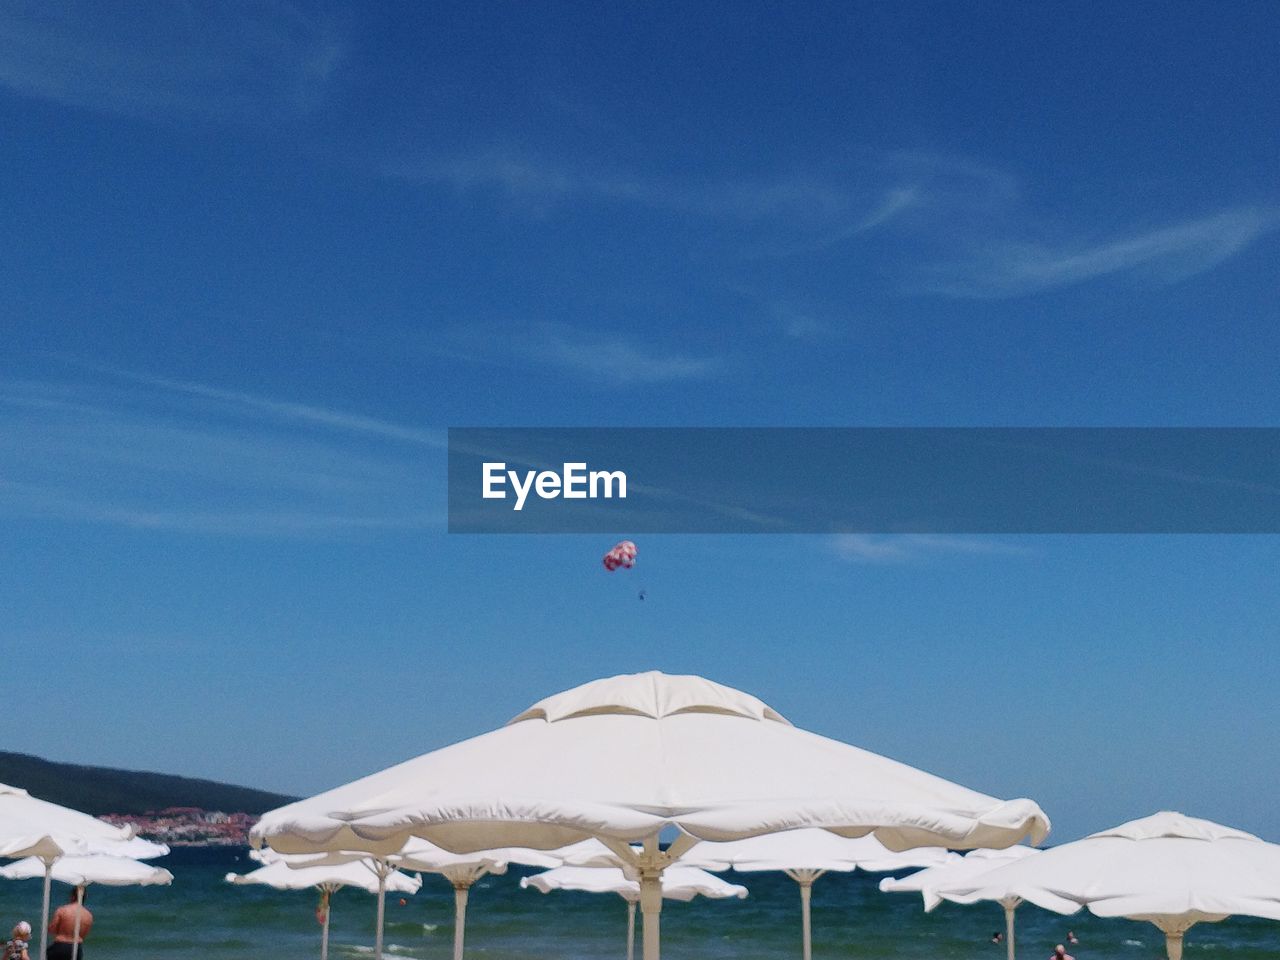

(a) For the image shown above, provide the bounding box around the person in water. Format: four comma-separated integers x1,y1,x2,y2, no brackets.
3,922,32,960
1067,932,1080,945
1050,944,1075,960
46,888,91,960
992,932,1004,944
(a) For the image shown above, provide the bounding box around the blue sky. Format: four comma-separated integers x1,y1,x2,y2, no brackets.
1,2,1278,843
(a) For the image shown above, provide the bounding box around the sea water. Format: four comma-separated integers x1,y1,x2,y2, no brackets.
0,848,1275,960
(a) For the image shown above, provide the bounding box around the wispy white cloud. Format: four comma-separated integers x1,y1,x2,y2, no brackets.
0,376,441,537
526,327,720,384
0,1,343,121
93,366,446,448
421,323,721,385
829,533,1030,563
923,207,1279,298
396,147,1276,301
388,149,919,243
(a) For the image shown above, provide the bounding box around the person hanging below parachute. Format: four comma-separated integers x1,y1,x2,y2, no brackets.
602,540,645,598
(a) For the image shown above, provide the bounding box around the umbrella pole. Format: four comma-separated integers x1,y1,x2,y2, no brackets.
39,858,53,960
452,882,470,960
374,864,387,960
785,868,823,960
1165,931,1184,960
71,884,85,960
800,881,813,960
638,865,662,960
1004,902,1017,960
320,887,333,960
626,900,636,960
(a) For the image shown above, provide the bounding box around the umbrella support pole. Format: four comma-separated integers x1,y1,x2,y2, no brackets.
452,882,471,960
622,833,692,960
785,868,824,960
1154,916,1196,960
638,868,662,960
374,863,387,960
320,887,333,960
70,883,85,960
1003,901,1018,960
626,900,636,960
39,859,53,960
799,880,813,960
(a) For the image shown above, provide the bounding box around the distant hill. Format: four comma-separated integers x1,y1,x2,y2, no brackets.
0,752,297,815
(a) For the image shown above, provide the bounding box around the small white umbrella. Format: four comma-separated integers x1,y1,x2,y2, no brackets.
681,829,958,960
0,783,168,960
227,857,421,960
879,846,1066,960
292,838,563,960
522,864,747,960
938,812,1280,960
254,672,1050,960
1,854,173,959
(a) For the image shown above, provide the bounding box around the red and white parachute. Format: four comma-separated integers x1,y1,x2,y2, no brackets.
602,540,637,571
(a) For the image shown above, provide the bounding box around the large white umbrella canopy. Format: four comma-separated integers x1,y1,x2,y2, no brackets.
294,838,563,960
681,829,958,960
523,863,749,902
2,853,173,960
523,864,747,960
0,783,168,960
879,846,1067,960
254,671,1050,960
0,854,173,886
880,846,1043,911
0,783,146,860
938,812,1280,960
228,857,420,960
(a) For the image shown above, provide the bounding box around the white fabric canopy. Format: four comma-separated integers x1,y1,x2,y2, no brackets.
523,865,747,960
228,858,420,960
2,853,173,960
292,838,564,960
1,854,173,886
681,828,958,873
879,846,1047,911
879,846,1064,960
0,783,155,860
254,672,1050,960
938,812,1280,960
0,782,168,960
522,864,748,902
681,829,958,960
227,858,421,894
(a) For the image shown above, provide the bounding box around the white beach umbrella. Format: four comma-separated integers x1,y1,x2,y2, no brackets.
227,857,421,960
2,854,173,960
294,838,563,960
0,783,168,960
938,812,1280,960
680,829,958,960
0,853,173,885
254,671,1050,960
0,784,138,860
522,864,748,960
879,846,1063,960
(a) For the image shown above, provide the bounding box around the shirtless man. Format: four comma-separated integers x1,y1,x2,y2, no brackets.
1050,944,1075,960
46,888,92,960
